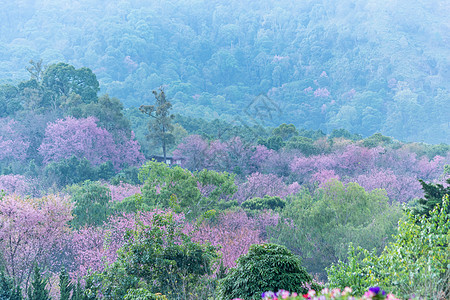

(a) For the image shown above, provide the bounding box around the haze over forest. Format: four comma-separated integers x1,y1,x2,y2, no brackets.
1,0,449,143
1,1,450,299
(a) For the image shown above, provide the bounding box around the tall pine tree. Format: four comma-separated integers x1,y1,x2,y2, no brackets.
28,265,49,300
139,88,175,162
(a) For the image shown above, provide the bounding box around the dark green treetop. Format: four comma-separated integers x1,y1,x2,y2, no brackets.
218,243,315,300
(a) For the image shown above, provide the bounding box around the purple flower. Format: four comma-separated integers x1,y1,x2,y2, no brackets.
369,287,386,296
262,291,275,299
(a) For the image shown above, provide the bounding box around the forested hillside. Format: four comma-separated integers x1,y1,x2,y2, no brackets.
1,0,449,143
1,1,450,299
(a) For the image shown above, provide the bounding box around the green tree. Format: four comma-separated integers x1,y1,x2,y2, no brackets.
241,195,286,211
270,180,401,279
0,84,22,117
137,160,236,218
28,264,50,300
328,195,450,299
218,243,315,300
88,212,219,299
42,63,99,107
139,88,175,161
285,136,319,156
414,178,450,217
272,123,299,141
66,180,112,228
362,133,393,148
258,136,285,151
44,156,115,188
82,94,131,136
26,59,46,83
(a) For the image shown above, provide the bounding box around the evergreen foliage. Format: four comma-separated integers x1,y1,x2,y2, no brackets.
218,243,314,300
414,178,450,217
138,160,236,218
59,267,71,300
139,89,175,161
87,212,219,299
270,180,402,279
28,265,49,300
241,195,286,211
0,269,22,300
66,180,112,228
327,195,450,299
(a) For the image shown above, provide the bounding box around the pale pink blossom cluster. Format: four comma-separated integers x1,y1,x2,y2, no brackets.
0,118,30,162
107,182,141,202
0,194,73,285
314,87,331,98
39,117,144,170
0,174,33,196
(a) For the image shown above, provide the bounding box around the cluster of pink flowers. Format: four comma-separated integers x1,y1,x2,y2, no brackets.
39,116,144,169
240,287,402,300
107,182,141,202
314,88,330,98
0,174,32,196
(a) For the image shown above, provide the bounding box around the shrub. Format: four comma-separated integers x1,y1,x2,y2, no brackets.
217,243,315,300
327,195,450,299
241,195,286,211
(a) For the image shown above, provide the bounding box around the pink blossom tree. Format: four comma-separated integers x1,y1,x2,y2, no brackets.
114,131,146,168
173,135,272,176
335,144,379,175
107,182,142,202
234,172,300,203
39,117,144,169
314,87,330,98
309,169,340,187
353,169,423,203
0,118,29,163
192,210,263,267
172,135,209,170
413,155,445,180
0,194,73,288
0,174,34,196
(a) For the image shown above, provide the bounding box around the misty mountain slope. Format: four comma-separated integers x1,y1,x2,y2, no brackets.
0,0,449,143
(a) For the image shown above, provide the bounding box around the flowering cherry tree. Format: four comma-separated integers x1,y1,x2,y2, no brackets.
39,117,144,169
0,194,73,287
235,172,300,202
0,174,34,196
192,210,263,267
0,118,29,162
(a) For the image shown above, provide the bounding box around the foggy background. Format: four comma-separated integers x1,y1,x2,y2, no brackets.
1,0,449,143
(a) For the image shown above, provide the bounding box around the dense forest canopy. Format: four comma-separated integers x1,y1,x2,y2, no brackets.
1,1,450,299
0,0,449,143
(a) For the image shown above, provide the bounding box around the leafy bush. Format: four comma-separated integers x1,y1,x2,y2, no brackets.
139,160,236,218
124,289,167,300
327,195,450,299
44,156,115,187
217,243,315,300
87,212,219,299
241,195,286,211
66,180,112,228
270,180,401,279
